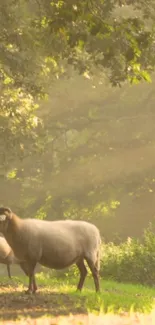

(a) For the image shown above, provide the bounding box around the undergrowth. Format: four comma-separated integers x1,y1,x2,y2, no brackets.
100,223,155,286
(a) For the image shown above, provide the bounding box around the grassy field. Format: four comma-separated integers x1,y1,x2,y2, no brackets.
0,273,155,324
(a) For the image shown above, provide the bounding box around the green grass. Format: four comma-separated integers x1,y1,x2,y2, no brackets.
2,272,154,316
40,274,155,313
0,274,155,324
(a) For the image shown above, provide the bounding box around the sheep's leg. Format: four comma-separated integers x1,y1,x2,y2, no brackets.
76,259,87,291
85,257,100,292
26,266,37,295
32,274,38,293
19,261,36,294
7,264,11,278
27,274,34,294
19,262,33,294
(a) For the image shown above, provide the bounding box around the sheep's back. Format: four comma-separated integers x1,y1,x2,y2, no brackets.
25,219,101,250
37,219,100,265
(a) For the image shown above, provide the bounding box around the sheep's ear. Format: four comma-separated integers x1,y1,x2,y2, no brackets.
0,214,7,221
4,208,12,219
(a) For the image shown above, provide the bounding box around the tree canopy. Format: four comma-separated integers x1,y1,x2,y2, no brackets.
1,0,155,168
1,0,155,241
1,0,155,93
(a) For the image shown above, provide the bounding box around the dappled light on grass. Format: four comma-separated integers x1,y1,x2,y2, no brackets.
0,275,155,323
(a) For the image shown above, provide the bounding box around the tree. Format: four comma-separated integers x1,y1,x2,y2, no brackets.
1,0,155,170
0,0,155,94
27,0,155,86
1,0,155,240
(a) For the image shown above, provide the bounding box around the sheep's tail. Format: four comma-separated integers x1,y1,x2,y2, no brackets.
95,233,101,271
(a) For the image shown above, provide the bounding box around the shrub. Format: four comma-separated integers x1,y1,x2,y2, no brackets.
100,223,155,285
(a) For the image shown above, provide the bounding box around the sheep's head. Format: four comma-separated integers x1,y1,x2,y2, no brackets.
0,207,12,232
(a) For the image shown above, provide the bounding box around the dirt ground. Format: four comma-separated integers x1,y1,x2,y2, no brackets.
0,285,86,321
0,284,154,325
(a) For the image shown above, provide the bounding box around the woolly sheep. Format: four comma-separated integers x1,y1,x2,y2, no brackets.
0,207,101,294
0,235,16,278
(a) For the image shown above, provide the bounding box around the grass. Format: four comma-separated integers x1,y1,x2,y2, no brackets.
0,273,155,324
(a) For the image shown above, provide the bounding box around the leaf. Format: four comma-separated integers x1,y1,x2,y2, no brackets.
141,70,152,83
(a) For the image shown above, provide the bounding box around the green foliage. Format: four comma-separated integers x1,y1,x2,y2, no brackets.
35,207,47,220
0,87,42,174
1,0,155,243
1,0,155,171
0,0,47,95
1,0,155,94
100,223,155,286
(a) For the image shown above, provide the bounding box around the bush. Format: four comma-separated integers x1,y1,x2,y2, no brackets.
100,223,155,285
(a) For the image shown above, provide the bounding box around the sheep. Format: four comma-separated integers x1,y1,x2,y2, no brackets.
0,207,101,294
0,235,16,278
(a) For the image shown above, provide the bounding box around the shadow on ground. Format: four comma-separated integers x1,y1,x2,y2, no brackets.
0,286,87,321
0,277,155,322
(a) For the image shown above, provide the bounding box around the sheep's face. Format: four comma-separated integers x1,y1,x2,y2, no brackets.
0,207,12,233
